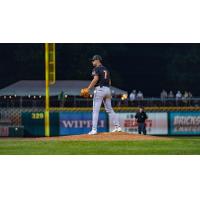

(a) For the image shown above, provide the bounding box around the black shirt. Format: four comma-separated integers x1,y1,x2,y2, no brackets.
92,65,110,87
135,111,148,123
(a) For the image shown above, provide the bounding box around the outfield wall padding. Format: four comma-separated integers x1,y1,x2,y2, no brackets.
20,111,200,137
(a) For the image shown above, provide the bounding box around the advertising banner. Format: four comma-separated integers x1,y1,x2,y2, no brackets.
22,112,45,137
109,112,168,135
0,127,9,137
22,112,60,137
169,112,200,135
60,112,108,135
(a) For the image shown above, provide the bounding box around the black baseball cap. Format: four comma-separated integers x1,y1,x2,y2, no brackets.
91,55,103,61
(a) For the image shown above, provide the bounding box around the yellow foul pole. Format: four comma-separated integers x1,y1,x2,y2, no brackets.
45,43,56,137
45,43,50,137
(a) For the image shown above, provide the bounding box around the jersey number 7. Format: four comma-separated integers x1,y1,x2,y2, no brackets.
103,70,108,79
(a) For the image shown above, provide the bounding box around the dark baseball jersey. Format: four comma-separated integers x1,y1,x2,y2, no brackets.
135,111,148,123
92,65,111,87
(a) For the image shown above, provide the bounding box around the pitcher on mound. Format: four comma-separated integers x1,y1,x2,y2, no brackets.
87,55,122,135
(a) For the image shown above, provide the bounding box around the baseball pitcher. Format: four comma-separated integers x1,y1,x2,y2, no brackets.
81,55,122,135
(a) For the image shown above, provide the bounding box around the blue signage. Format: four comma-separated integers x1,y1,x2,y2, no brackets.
169,112,200,135
60,112,108,135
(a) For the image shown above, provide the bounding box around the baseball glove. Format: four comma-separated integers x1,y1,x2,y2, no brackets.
80,88,90,98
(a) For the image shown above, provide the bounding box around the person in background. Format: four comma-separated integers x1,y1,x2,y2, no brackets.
168,91,174,98
137,91,144,107
129,90,136,106
58,91,65,107
160,89,168,106
183,91,189,106
188,91,193,98
137,91,144,100
188,91,193,106
176,91,182,106
111,90,116,97
168,90,174,106
135,107,148,135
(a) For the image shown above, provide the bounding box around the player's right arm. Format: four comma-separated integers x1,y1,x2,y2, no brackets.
87,75,99,90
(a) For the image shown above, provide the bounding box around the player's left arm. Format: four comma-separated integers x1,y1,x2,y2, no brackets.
87,75,99,90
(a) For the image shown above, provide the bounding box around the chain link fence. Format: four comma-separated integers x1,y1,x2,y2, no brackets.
1,97,200,127
1,97,200,108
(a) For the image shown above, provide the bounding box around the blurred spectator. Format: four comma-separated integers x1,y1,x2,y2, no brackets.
183,91,189,106
111,90,116,97
58,91,65,107
168,91,174,98
176,91,182,106
137,91,144,100
183,91,189,98
129,90,136,106
160,89,168,106
176,91,182,99
168,90,174,106
160,90,168,98
188,91,193,106
137,91,144,106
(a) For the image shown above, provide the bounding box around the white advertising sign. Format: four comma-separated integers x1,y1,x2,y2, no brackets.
109,112,168,135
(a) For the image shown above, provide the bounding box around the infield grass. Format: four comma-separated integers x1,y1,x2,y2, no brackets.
0,137,200,155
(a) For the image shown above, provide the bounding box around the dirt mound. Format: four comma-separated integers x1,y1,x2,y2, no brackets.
36,132,171,141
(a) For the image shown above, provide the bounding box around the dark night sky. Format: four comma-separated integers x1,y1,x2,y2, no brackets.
0,43,200,97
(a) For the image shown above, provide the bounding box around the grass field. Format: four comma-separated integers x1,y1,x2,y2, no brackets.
0,136,200,155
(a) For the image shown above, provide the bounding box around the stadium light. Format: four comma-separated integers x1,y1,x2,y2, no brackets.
121,94,128,101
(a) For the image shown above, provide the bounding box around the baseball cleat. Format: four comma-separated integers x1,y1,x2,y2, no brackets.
88,129,97,135
111,127,122,133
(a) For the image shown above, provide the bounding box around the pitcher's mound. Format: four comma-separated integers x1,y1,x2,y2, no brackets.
47,132,171,141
